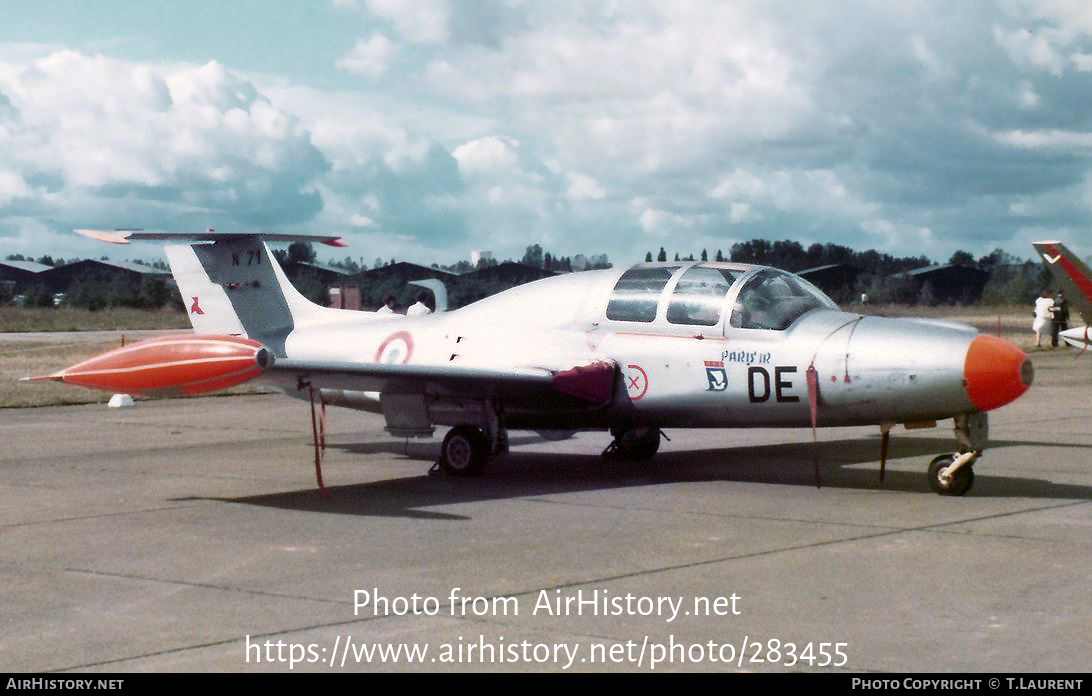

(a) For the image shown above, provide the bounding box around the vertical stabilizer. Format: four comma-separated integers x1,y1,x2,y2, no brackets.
1032,240,1092,324
165,238,342,355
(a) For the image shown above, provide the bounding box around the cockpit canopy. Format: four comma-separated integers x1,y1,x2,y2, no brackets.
729,268,837,330
605,263,836,332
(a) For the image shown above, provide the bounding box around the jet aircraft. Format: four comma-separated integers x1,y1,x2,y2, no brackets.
29,229,1035,496
1032,240,1091,350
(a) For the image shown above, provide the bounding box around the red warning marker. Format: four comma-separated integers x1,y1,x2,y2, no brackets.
625,364,648,401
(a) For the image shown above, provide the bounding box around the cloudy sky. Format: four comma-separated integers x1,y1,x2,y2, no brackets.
1,1,1091,267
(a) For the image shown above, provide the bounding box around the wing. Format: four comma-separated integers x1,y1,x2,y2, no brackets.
265,358,617,405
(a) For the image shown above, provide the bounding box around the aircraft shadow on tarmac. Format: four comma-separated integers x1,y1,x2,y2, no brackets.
197,434,1091,519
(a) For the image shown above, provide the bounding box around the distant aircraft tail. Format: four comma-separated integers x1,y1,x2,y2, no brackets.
1032,240,1092,325
78,229,358,356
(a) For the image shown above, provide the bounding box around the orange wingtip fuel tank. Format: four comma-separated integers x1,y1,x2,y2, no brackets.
26,334,272,396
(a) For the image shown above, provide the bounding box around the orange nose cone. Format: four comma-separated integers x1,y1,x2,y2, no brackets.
963,334,1033,412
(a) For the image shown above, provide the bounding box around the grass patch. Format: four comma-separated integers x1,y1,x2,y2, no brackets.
858,304,1039,350
0,306,189,333
856,303,1027,318
0,339,123,407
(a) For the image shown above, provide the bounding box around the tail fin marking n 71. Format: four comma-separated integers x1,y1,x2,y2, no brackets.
164,237,345,356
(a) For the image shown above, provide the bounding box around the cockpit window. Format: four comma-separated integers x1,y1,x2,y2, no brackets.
606,266,679,322
666,267,738,326
729,270,836,330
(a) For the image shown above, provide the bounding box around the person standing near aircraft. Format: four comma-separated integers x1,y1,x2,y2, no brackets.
377,295,397,314
1050,289,1070,348
1032,240,1091,349
406,292,432,317
1033,289,1054,348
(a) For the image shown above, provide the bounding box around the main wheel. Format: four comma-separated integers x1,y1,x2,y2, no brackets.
928,454,974,496
610,427,661,461
439,425,490,477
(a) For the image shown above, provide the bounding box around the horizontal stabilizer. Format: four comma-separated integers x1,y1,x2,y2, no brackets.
76,228,347,247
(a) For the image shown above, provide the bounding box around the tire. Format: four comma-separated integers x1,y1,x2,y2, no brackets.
612,427,661,461
928,454,974,496
439,426,490,477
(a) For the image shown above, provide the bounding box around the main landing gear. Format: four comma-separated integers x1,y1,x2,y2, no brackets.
603,426,662,461
438,425,491,476
436,399,508,477
925,413,986,496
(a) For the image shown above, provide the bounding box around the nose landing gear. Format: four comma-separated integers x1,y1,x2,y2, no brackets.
926,413,987,496
928,451,977,496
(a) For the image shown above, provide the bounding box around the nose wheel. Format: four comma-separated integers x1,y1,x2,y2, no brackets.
922,413,986,496
927,453,976,496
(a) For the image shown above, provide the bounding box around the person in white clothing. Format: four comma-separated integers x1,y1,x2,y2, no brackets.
377,295,397,314
406,292,432,317
1032,288,1054,348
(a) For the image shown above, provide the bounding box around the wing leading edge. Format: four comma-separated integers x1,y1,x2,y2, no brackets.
265,358,617,405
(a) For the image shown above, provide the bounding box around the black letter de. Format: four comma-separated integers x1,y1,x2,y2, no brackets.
748,367,770,403
775,366,799,402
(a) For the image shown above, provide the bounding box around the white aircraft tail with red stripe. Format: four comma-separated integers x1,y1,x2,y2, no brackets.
1033,240,1092,325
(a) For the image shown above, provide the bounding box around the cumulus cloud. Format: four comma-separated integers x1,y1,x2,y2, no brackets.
250,82,471,253
425,3,813,184
637,207,710,237
709,169,769,201
9,3,1092,264
359,2,1092,260
729,202,756,225
0,48,467,258
0,50,328,230
565,172,605,201
336,34,396,78
0,170,29,205
1074,53,1092,70
992,24,1068,75
452,136,519,174
910,35,950,78
710,167,871,220
1017,81,1041,108
991,128,1092,149
364,0,451,44
350,0,526,47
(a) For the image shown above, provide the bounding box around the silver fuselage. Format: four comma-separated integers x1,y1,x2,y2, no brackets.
273,263,1000,432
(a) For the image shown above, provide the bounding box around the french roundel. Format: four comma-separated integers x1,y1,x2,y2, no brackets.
375,331,414,364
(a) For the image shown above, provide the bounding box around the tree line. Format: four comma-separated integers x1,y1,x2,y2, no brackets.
3,239,1058,311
